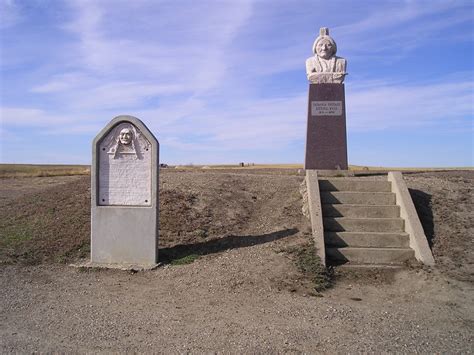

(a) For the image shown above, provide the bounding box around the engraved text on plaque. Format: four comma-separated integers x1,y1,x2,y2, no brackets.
311,101,342,116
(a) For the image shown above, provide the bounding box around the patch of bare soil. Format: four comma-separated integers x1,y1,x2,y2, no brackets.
405,170,474,282
0,175,86,206
0,169,473,353
0,176,91,264
0,170,309,266
159,170,309,265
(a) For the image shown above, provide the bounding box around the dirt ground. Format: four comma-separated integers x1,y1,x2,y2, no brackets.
0,169,473,353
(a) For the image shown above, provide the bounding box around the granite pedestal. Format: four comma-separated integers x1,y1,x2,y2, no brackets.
305,83,348,170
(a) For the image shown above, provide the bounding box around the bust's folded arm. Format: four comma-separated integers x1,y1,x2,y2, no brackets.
305,57,316,79
335,57,347,73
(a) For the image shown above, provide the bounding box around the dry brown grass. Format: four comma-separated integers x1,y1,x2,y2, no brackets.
176,164,304,169
349,165,473,172
2,163,470,178
175,163,473,172
0,164,90,178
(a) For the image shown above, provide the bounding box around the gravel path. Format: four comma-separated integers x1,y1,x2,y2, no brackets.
1,257,472,353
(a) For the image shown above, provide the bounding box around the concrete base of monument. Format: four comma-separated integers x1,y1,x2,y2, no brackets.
70,260,161,271
91,206,159,266
315,169,354,177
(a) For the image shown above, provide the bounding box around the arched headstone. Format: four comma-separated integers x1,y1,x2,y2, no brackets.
91,115,159,267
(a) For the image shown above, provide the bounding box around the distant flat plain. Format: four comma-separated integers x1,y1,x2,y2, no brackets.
0,164,90,178
1,163,471,178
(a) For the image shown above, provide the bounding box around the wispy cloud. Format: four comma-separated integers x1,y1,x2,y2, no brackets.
60,0,255,92
335,1,473,60
0,107,75,127
348,80,474,131
335,1,463,35
4,76,472,152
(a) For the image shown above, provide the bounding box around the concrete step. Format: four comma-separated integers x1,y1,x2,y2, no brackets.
319,179,391,192
323,217,404,232
320,191,396,205
326,247,415,265
322,204,400,218
325,231,410,248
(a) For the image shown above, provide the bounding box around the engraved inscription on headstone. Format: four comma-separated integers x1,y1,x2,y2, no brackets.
98,122,151,206
311,101,342,116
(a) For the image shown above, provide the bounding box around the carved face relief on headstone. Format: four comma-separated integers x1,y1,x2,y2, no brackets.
98,122,152,206
119,128,133,145
306,27,347,84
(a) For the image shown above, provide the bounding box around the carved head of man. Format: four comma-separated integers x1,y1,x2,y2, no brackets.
312,27,337,60
316,38,336,59
119,128,133,145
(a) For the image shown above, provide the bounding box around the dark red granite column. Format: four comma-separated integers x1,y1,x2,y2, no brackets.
304,83,348,170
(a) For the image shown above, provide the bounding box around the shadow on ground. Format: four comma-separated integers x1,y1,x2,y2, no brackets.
159,228,298,264
409,188,434,248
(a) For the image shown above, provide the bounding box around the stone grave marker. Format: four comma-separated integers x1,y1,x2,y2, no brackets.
91,115,159,267
305,27,348,170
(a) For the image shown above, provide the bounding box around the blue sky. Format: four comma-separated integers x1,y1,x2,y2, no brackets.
1,0,473,167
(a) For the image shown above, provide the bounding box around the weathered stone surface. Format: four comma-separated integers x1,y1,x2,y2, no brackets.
98,122,152,206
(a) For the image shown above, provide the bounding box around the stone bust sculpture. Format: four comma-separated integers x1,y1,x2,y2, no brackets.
306,27,347,84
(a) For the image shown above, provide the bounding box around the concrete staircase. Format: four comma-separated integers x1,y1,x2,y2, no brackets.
319,178,415,266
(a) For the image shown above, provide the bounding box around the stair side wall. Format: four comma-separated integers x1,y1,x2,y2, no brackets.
306,170,326,266
388,172,435,266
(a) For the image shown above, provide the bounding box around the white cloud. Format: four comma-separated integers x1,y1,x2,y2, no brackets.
70,82,189,110
59,0,254,92
335,1,472,37
31,72,91,93
0,107,73,127
335,1,473,59
25,0,256,114
5,76,472,150
347,80,474,131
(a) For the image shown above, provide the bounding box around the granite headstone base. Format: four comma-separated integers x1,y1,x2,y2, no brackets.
304,83,348,170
